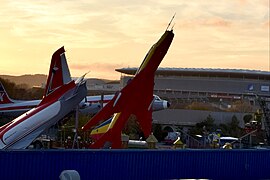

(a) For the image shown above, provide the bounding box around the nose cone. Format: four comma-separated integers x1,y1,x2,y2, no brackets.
152,99,171,111
167,102,171,108
162,100,170,109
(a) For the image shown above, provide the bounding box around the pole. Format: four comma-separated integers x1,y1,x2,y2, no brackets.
72,106,79,149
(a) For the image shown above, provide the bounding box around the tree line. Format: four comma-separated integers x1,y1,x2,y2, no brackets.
0,78,44,100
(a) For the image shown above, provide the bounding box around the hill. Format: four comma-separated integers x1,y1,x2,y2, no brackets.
0,74,47,88
0,74,119,89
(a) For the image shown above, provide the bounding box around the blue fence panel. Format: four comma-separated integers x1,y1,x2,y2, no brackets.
0,149,270,179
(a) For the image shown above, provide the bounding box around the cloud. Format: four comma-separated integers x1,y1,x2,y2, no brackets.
263,20,270,28
0,1,131,48
70,62,126,80
0,0,179,47
70,62,123,72
178,18,232,28
0,0,269,79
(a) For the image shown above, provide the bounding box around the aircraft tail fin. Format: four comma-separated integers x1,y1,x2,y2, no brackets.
0,82,14,104
90,113,126,149
43,46,72,98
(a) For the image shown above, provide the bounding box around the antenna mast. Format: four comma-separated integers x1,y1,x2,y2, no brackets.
166,13,176,31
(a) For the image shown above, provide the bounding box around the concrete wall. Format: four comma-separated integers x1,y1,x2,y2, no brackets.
153,109,246,127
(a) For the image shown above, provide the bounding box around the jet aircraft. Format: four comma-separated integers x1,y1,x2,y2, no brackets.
0,46,87,149
0,83,110,118
0,83,169,119
82,25,174,148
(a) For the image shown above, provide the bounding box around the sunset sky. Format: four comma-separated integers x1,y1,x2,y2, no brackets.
0,0,269,80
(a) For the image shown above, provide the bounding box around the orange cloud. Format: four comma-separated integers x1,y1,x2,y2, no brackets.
70,62,124,72
201,18,231,27
237,0,248,5
178,18,231,28
263,21,270,28
70,62,126,80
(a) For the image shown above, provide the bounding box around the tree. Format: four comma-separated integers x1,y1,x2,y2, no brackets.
122,115,143,140
218,123,230,136
58,113,93,141
228,115,242,137
204,115,216,131
190,115,216,135
0,78,43,100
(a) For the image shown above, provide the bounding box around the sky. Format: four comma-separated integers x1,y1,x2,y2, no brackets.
0,0,269,80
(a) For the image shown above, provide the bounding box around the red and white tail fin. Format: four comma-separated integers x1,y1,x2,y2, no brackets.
43,46,72,98
0,82,14,104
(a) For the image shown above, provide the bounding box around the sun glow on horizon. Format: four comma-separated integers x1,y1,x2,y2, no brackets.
0,0,269,80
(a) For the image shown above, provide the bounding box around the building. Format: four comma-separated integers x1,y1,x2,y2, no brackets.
116,68,270,130
85,78,120,95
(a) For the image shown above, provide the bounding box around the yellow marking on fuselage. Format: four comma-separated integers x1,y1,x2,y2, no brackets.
91,123,110,135
135,31,169,75
91,112,121,135
108,113,121,130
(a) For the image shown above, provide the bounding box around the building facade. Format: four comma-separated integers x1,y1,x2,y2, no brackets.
116,68,270,128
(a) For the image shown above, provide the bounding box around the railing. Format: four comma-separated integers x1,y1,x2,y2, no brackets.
177,128,203,148
238,129,258,148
